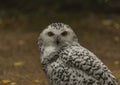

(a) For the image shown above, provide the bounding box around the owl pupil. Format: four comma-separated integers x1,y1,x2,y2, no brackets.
61,31,68,36
48,32,54,37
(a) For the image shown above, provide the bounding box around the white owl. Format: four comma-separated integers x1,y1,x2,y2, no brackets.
38,23,118,85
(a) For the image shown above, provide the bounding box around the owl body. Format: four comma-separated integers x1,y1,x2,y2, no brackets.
38,23,118,85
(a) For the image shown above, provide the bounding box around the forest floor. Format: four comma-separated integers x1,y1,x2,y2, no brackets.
0,13,120,85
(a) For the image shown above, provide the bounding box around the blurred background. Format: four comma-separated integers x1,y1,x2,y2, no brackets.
0,0,120,85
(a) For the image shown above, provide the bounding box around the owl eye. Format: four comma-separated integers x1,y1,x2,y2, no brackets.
61,31,68,36
47,31,54,37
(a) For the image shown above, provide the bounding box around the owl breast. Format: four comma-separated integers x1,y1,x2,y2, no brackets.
45,47,99,85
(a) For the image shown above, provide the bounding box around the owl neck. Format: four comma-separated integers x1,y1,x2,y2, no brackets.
40,45,58,68
42,46,56,57
40,42,79,67
42,42,79,57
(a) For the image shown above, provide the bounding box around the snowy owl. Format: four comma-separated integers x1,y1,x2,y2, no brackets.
38,23,118,85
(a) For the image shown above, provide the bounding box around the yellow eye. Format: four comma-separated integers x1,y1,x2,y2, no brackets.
47,31,54,37
61,31,68,36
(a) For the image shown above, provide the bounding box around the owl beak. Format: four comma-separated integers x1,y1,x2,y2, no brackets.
56,37,60,45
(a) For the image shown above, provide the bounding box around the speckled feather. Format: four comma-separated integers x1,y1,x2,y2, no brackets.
38,23,118,85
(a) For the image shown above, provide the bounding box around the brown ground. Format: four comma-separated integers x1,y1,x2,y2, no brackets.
0,14,120,85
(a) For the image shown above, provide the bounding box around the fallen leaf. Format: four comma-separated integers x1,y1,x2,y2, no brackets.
114,23,120,29
114,61,120,65
14,61,25,66
101,19,113,26
2,80,11,84
32,80,40,83
18,40,25,46
10,82,16,85
114,36,119,42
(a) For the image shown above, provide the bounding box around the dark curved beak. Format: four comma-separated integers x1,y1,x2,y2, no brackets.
56,36,60,45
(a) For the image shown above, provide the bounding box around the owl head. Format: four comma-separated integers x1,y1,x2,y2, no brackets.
38,23,78,50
